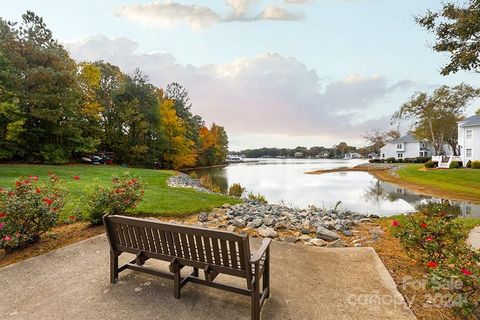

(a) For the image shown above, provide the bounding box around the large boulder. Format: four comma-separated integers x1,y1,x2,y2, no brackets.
316,226,340,241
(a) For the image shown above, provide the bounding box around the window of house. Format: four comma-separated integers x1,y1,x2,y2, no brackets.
397,153,403,158
466,130,473,139
397,144,402,149
382,154,385,158
421,143,426,149
419,151,424,157
466,149,472,157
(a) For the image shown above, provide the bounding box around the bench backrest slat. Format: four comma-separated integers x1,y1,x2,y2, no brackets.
104,215,250,277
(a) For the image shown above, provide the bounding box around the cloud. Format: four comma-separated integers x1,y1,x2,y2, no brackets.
260,5,303,20
114,2,221,30
67,35,416,148
114,1,302,30
284,0,310,3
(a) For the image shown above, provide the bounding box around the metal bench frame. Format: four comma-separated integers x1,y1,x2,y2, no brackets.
103,214,271,320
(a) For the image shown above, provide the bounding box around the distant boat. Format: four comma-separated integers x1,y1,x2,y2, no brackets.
226,155,244,163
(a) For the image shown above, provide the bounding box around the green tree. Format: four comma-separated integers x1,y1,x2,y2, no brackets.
393,84,479,155
417,1,480,75
0,12,98,163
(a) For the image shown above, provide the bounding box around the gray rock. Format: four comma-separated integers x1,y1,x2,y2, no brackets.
316,226,340,241
326,239,346,248
258,227,278,238
233,218,246,228
226,225,236,232
342,230,353,237
198,212,209,222
263,216,275,227
252,218,263,228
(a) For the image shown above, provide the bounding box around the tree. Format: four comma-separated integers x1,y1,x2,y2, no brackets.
393,84,479,155
0,12,98,163
157,99,196,169
197,123,228,166
363,129,401,154
335,142,349,156
417,1,480,75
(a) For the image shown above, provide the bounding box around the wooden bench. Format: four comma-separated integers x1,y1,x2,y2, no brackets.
103,214,272,320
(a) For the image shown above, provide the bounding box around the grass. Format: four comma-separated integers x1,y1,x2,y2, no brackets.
394,164,480,202
0,164,241,220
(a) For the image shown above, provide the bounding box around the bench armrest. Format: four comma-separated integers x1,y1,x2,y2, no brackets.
250,238,272,264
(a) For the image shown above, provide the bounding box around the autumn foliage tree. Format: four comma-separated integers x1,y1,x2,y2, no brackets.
158,99,197,169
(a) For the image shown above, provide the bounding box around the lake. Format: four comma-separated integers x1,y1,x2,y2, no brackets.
191,158,480,217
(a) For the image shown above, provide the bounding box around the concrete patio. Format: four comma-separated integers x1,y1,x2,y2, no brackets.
0,235,415,320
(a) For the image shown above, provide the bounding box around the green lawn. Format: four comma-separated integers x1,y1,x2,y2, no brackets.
396,164,480,202
0,164,241,219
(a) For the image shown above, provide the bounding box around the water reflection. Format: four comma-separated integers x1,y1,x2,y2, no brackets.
189,159,480,217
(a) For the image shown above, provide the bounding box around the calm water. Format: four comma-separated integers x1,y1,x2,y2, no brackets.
191,159,480,217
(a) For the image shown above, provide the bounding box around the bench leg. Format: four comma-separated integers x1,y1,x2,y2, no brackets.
173,269,181,299
263,248,270,299
251,279,260,320
193,267,199,277
110,251,118,284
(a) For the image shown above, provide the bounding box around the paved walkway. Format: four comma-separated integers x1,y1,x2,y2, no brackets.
468,226,480,249
0,235,415,320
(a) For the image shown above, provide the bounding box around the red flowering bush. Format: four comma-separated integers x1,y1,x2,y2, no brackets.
0,175,66,253
392,203,480,316
87,174,144,225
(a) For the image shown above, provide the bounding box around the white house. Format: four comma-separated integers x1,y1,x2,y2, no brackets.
380,134,432,161
458,115,480,165
343,152,363,160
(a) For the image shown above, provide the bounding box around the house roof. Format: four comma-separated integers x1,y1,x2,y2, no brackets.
459,115,480,127
391,133,418,144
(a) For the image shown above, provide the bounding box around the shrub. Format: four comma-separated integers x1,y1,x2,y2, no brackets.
472,161,480,169
87,174,144,225
247,192,268,204
466,160,472,168
385,157,396,163
396,159,403,163
391,203,480,316
424,160,435,168
0,175,67,253
199,175,221,193
449,161,460,169
415,157,431,163
228,183,245,197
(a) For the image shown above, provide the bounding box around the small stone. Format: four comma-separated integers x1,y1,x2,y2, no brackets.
222,203,231,208
326,239,346,248
198,212,209,222
252,218,263,228
233,218,246,228
353,243,362,247
282,237,298,243
192,222,205,228
134,287,143,292
263,216,275,227
316,226,340,241
227,225,236,232
299,234,312,241
369,226,384,239
342,230,353,237
310,238,328,247
258,227,278,238
359,218,372,223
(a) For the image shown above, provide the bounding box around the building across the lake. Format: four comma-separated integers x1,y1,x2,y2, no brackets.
458,115,480,165
380,133,431,161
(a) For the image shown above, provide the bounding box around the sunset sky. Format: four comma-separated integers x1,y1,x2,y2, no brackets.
2,0,479,150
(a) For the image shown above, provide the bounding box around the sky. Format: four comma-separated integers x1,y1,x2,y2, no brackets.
1,0,479,151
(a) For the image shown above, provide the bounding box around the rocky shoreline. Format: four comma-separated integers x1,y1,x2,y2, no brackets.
194,201,379,247
169,171,381,248
167,172,214,193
